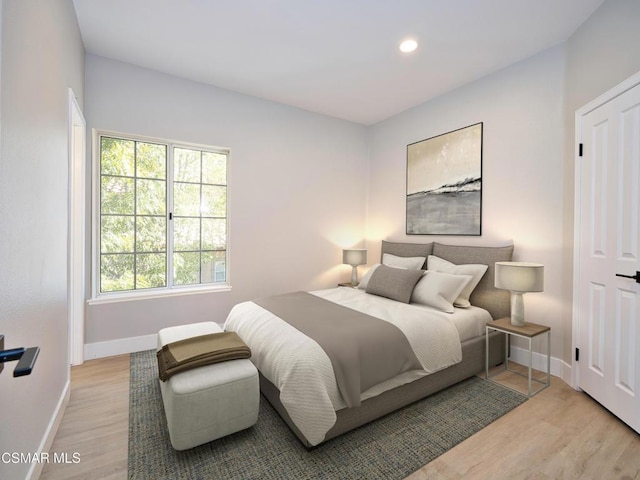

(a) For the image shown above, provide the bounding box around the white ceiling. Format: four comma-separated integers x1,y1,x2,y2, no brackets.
72,0,605,125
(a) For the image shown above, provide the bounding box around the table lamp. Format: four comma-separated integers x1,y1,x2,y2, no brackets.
343,249,367,285
494,262,544,326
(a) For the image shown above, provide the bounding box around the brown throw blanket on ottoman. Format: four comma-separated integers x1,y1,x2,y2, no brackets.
157,332,251,381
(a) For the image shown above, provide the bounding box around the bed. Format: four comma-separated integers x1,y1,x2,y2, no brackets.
224,240,514,447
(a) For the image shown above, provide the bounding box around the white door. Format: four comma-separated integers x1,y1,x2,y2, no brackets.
575,74,640,433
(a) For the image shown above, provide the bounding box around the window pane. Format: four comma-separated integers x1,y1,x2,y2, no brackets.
174,182,201,216
136,253,166,289
202,251,226,283
136,142,166,179
174,148,200,183
202,218,226,250
201,185,226,217
101,254,134,292
101,176,135,214
174,217,200,251
101,137,134,176
136,179,166,215
137,216,166,252
97,134,229,295
174,252,200,285
101,216,134,253
202,152,226,185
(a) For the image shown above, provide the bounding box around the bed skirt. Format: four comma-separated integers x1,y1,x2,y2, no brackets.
259,330,506,447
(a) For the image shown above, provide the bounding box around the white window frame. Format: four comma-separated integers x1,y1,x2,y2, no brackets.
89,129,231,304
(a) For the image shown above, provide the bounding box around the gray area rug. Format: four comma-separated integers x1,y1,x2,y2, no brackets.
129,350,526,479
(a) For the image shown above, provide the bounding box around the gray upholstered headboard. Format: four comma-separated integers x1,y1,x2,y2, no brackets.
381,240,513,320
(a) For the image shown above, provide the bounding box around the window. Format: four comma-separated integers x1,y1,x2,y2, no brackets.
95,132,228,298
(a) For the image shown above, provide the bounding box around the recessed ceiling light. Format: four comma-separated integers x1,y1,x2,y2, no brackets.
399,39,418,53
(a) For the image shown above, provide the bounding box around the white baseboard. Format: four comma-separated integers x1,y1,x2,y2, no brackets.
26,379,70,480
509,345,573,386
84,333,158,360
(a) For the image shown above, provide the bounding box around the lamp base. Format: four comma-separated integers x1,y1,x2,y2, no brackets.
510,292,526,327
351,266,359,286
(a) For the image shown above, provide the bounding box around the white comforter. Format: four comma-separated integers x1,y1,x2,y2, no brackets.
223,287,488,446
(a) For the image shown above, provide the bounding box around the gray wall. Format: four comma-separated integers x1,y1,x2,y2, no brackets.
0,1,84,479
84,55,368,347
566,0,640,111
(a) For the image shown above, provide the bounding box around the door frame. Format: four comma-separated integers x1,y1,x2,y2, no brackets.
68,88,86,366
572,70,640,389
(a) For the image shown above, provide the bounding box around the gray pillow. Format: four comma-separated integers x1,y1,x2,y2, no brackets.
365,265,424,304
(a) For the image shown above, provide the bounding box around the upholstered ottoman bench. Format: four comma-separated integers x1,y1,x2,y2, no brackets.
157,322,259,450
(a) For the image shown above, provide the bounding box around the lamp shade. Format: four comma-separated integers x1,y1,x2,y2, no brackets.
343,249,367,266
495,262,544,293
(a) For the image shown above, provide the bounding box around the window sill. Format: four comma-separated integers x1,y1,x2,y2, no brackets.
87,284,232,306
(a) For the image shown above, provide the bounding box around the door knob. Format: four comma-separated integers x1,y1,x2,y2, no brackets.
616,271,640,283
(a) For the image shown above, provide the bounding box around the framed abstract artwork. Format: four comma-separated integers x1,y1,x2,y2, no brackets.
406,122,483,235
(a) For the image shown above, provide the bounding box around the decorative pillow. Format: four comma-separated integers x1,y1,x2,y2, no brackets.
427,255,488,308
365,265,424,304
431,242,514,319
357,264,380,290
381,240,433,264
382,253,426,270
410,271,473,313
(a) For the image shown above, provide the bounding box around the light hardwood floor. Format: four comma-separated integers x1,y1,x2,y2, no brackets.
40,355,129,480
40,356,640,480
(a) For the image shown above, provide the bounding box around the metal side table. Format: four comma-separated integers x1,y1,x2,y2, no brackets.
485,317,550,397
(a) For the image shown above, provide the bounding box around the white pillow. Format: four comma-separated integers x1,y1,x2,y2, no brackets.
357,264,380,289
382,253,425,270
410,271,472,313
427,255,488,308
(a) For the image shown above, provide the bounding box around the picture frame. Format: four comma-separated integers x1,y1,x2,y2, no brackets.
406,122,483,235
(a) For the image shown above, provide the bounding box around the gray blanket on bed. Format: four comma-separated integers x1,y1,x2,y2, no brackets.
253,291,422,408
